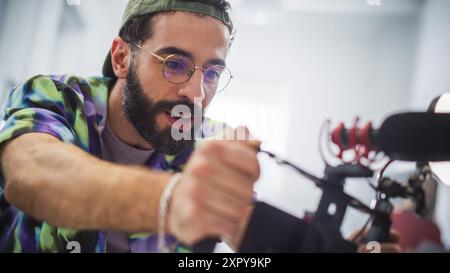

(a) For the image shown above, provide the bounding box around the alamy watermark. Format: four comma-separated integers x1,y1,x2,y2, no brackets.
169,97,274,141
66,241,81,253
66,0,81,6
366,0,382,6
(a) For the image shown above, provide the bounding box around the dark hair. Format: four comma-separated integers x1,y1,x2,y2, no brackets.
118,0,232,45
119,13,157,45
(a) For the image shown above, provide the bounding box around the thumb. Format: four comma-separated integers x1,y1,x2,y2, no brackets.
231,126,261,151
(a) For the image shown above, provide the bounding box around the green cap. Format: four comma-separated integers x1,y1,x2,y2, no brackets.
102,0,233,80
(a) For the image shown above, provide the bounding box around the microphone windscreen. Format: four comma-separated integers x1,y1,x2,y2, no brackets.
377,112,450,162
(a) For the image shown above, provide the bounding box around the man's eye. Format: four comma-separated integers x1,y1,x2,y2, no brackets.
205,69,221,81
166,60,186,72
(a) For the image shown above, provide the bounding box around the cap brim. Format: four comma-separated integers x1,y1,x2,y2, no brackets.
102,50,117,80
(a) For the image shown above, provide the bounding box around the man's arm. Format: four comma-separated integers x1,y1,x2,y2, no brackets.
0,130,261,249
0,132,170,233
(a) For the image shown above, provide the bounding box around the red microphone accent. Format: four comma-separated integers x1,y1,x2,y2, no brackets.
329,118,377,164
331,122,346,159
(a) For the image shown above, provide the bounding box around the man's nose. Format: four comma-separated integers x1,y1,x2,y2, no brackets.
177,68,206,104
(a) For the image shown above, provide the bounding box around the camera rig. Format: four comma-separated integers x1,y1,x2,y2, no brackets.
192,116,432,253
252,117,431,251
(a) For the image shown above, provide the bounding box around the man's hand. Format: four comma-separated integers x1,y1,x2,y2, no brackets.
348,228,402,253
167,127,260,247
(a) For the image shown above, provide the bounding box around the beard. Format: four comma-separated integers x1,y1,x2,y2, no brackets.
122,62,202,155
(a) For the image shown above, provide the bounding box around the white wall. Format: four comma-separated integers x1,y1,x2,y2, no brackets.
0,0,127,111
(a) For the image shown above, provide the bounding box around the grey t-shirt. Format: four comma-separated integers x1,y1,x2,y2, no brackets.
100,121,154,252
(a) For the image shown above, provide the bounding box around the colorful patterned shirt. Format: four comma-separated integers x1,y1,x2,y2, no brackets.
0,74,227,253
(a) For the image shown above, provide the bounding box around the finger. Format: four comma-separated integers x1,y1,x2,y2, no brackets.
207,152,255,195
209,141,260,180
357,244,373,253
202,208,239,240
195,178,250,223
351,227,400,243
230,126,261,150
389,229,400,243
181,209,237,247
248,139,262,149
380,243,402,253
347,229,365,244
189,152,254,201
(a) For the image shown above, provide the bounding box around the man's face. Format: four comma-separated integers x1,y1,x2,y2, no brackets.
122,11,230,155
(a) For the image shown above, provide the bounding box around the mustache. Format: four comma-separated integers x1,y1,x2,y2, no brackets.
153,100,204,117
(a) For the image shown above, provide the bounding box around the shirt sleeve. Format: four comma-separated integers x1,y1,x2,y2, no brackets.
0,75,81,147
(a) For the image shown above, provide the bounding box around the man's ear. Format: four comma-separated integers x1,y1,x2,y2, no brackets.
111,37,131,79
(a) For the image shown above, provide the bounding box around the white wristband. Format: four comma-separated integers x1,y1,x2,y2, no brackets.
158,173,183,253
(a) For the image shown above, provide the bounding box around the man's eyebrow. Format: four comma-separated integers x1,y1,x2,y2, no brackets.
206,58,226,67
155,46,226,67
156,47,194,59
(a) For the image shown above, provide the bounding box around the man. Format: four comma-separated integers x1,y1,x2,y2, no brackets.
0,0,256,253
0,0,399,253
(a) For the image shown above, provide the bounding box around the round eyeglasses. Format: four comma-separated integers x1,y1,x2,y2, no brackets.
132,42,232,93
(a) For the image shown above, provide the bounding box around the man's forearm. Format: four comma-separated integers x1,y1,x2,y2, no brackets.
0,133,170,233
